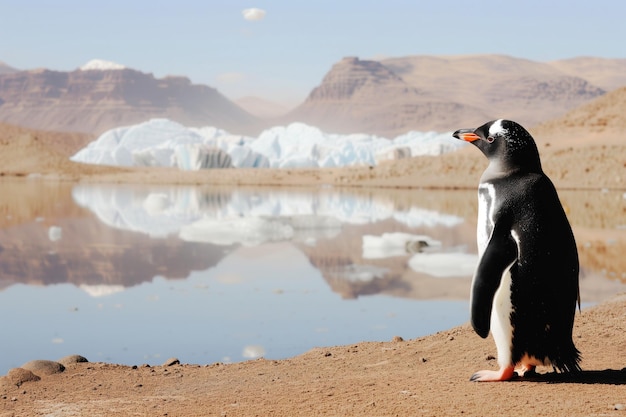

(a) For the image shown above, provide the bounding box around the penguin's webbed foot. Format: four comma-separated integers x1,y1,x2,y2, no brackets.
470,365,515,382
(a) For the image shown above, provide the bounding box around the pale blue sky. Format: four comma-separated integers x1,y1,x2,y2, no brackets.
1,0,624,105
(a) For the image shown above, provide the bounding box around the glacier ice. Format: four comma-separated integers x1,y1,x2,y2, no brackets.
70,118,465,170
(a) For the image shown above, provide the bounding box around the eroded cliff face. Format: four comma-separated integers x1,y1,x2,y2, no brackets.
0,54,621,140
305,57,419,102
284,57,489,137
283,55,611,137
0,68,263,135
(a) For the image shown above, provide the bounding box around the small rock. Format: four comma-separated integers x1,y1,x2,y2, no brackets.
1,368,41,387
163,358,180,366
21,360,65,376
615,404,625,410
58,355,89,366
391,336,404,342
486,355,496,361
420,357,428,363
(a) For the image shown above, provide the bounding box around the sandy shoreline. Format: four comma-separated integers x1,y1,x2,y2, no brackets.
1,127,625,416
1,295,625,416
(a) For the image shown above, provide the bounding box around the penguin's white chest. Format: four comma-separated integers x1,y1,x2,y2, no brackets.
477,183,497,255
476,182,519,367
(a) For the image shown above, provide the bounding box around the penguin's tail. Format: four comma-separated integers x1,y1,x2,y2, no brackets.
551,344,582,373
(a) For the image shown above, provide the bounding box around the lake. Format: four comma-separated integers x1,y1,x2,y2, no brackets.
0,180,624,374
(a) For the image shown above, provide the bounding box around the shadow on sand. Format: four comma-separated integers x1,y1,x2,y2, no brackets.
517,368,626,385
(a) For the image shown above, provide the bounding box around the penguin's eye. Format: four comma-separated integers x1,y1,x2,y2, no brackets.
486,136,495,143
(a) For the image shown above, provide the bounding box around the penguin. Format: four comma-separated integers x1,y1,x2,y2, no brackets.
452,119,581,382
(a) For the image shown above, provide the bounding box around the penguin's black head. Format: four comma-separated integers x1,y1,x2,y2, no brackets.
453,119,542,173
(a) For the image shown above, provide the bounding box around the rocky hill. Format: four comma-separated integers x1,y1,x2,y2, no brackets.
283,57,488,136
0,66,264,135
283,55,621,137
531,85,626,145
546,56,626,91
2,55,625,138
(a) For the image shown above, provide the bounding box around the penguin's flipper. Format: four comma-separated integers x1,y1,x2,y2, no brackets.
470,227,518,338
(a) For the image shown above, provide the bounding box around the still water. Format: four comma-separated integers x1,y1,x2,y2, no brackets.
0,181,624,374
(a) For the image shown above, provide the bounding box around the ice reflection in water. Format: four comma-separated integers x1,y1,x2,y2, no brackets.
0,183,623,374
71,185,466,242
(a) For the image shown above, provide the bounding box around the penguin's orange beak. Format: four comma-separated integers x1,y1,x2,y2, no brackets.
452,129,480,142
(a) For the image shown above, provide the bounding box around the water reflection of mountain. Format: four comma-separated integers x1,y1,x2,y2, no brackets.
1,184,476,296
0,215,234,291
300,219,477,300
3,183,622,301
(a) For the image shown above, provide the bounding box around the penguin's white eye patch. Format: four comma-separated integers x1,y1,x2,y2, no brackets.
488,119,508,138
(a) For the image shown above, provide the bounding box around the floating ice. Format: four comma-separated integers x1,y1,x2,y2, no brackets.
362,233,442,259
70,119,464,170
408,253,478,278
48,226,62,242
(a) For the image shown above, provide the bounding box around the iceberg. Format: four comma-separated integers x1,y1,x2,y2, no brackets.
70,118,465,170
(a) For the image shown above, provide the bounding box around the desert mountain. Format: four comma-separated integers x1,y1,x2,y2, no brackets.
531,85,626,146
283,57,489,136
547,57,626,91
1,55,624,138
284,55,618,137
0,65,264,135
383,55,605,127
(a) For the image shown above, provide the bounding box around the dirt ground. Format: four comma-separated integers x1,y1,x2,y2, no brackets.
0,124,625,416
1,294,625,417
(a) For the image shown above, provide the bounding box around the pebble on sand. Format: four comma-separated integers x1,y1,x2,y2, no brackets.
163,358,181,366
58,355,89,366
20,360,65,376
0,368,41,387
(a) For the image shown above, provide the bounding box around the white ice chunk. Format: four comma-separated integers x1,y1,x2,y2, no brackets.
408,252,478,278
71,119,464,170
48,226,62,242
362,233,441,259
